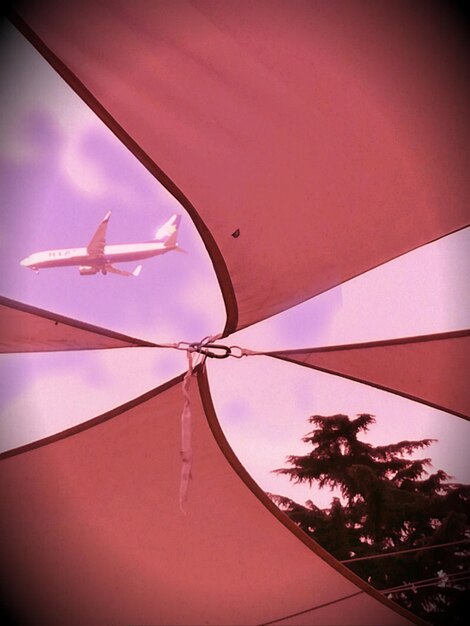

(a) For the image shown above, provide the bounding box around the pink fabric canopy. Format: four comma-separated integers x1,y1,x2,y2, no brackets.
2,2,468,623
11,0,469,333
271,330,470,421
0,370,418,625
0,296,154,353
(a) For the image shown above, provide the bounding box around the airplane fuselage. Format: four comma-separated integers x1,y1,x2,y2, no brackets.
20,212,181,276
21,241,173,270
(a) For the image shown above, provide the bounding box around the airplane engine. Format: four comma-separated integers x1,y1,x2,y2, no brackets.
79,266,98,276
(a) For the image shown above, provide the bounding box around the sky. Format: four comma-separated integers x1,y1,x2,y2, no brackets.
0,21,469,509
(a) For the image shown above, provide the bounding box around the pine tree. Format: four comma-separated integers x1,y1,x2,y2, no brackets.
271,414,470,625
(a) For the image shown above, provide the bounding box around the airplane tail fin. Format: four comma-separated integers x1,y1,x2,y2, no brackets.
154,214,181,248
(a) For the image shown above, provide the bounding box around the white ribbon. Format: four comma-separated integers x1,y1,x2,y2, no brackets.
176,336,262,512
179,350,194,513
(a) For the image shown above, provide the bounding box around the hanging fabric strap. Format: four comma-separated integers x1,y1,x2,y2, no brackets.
179,349,194,513
160,335,265,512
178,334,230,512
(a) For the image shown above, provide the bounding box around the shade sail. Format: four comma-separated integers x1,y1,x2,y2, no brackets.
11,1,469,334
0,295,154,353
272,330,470,420
0,369,418,625
267,592,407,626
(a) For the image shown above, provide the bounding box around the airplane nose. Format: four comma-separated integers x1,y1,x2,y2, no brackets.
20,257,30,267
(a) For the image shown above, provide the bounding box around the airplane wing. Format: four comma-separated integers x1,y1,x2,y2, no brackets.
105,264,142,277
86,211,111,257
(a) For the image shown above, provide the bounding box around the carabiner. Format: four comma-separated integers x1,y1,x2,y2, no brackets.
188,342,232,359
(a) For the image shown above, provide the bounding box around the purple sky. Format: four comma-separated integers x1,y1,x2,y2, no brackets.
1,22,469,508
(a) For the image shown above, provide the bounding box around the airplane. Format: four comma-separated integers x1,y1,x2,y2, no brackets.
20,212,183,276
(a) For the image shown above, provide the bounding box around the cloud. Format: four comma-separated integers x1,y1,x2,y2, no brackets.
61,132,108,196
0,348,186,453
0,22,115,197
